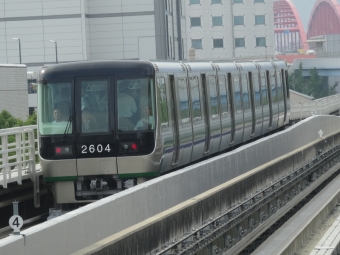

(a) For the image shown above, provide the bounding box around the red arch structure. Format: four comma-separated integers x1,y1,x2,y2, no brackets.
274,0,308,51
307,0,340,38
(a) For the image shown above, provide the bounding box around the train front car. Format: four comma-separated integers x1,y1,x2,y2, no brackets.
38,61,160,204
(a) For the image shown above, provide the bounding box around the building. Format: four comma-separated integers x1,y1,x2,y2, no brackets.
186,0,275,60
0,0,274,72
0,0,186,71
0,64,28,120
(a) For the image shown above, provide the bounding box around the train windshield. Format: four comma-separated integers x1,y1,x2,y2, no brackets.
117,77,155,132
38,82,73,135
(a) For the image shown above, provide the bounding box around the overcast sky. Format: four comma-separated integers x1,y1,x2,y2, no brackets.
290,0,317,32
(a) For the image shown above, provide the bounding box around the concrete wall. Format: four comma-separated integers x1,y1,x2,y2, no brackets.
0,115,340,255
0,64,28,120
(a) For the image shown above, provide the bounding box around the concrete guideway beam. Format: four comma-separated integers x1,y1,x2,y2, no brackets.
1,116,340,255
72,128,340,254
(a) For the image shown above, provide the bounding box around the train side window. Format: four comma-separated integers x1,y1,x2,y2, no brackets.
157,78,169,128
208,75,219,119
190,77,202,122
233,74,242,112
178,77,190,126
277,70,283,101
271,72,277,103
253,73,261,108
218,75,229,118
260,72,268,105
241,74,250,110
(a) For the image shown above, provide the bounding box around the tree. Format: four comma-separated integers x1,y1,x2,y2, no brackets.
289,63,339,99
0,110,37,129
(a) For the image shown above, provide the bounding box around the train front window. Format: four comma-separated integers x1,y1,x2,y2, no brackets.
80,79,109,133
38,82,73,135
117,77,155,131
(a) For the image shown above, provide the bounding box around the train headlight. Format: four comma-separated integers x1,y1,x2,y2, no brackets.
55,145,73,156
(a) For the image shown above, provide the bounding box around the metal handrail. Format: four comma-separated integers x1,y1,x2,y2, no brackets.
290,94,340,120
0,125,40,207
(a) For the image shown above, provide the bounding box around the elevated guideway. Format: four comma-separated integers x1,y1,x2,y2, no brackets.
0,115,340,255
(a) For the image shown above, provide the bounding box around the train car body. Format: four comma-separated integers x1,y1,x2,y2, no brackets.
38,60,290,204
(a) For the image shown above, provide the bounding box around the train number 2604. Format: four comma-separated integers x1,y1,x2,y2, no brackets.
81,144,111,154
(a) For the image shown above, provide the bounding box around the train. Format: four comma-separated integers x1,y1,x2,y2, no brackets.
37,60,290,204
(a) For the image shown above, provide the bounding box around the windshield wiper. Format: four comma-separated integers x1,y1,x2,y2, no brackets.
63,115,73,141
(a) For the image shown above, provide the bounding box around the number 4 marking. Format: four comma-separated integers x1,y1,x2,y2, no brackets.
13,217,20,227
105,144,111,152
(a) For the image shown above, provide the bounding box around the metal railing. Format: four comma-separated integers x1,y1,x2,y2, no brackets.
290,94,340,120
0,125,40,207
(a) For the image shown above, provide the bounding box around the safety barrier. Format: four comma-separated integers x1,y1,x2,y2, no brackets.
0,125,40,207
290,94,340,120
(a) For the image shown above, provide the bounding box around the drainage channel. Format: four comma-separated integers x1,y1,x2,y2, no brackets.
153,145,340,255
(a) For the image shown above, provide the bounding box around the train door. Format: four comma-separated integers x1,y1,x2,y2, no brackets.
156,76,173,173
189,75,205,162
75,77,117,176
261,71,270,134
284,70,291,122
265,70,273,130
252,70,263,137
218,74,232,151
200,74,210,153
232,72,244,146
240,72,252,142
169,75,180,165
227,73,236,144
176,75,193,165
207,75,221,154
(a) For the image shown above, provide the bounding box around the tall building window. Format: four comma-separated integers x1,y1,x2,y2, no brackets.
212,16,223,26
213,38,223,48
234,16,244,25
255,15,265,25
235,38,245,47
190,0,200,4
190,17,201,27
211,0,222,3
192,39,203,49
256,37,266,47
233,0,243,3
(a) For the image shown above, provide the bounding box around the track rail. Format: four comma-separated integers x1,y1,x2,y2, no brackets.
153,144,340,255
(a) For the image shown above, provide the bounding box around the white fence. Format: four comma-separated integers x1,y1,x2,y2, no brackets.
0,125,40,207
290,94,340,120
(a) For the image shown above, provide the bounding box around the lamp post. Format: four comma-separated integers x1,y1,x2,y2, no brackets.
12,38,21,64
50,40,58,64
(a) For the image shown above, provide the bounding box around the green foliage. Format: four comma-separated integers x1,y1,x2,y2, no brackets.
0,110,37,129
289,63,339,99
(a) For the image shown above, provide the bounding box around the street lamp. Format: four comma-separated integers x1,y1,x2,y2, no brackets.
49,40,58,64
12,38,21,64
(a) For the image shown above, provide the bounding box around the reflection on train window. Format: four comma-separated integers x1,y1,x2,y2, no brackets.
271,73,277,103
233,75,242,112
260,72,268,105
253,73,261,108
117,77,155,131
219,75,229,118
209,75,219,118
38,82,72,135
157,77,169,128
178,77,190,126
190,77,202,122
241,74,250,110
81,79,108,133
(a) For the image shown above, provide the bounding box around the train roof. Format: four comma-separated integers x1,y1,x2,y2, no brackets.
38,60,155,81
